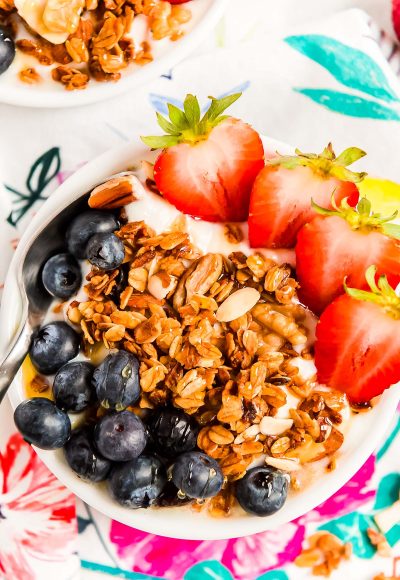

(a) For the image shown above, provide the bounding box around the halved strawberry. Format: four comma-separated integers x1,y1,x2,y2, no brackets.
315,266,400,403
248,144,364,248
295,196,400,314
141,93,264,222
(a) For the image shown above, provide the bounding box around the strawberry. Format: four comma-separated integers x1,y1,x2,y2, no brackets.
248,144,364,248
296,196,400,315
393,0,400,41
315,266,400,403
141,93,264,222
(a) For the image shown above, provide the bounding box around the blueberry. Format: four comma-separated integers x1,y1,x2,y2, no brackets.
171,451,224,499
53,362,94,412
66,210,119,259
148,407,199,458
0,26,15,75
41,253,82,300
94,411,147,462
64,428,111,482
14,398,70,449
235,466,289,516
109,455,166,508
86,232,125,271
92,351,140,410
154,480,192,507
30,321,80,375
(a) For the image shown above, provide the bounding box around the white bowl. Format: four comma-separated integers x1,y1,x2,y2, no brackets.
1,137,399,540
0,0,227,108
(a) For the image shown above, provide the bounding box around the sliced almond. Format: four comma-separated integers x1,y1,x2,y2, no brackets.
216,287,260,323
260,416,293,436
89,175,141,209
265,456,300,472
234,424,261,444
148,273,176,300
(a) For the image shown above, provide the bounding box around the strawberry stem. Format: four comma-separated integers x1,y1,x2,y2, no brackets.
141,92,242,149
344,265,400,319
311,194,400,239
268,143,367,183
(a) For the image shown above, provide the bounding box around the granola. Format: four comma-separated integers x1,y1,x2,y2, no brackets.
53,183,349,515
1,0,193,89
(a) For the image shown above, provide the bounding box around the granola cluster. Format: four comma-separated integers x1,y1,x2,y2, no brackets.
65,214,347,516
0,0,191,88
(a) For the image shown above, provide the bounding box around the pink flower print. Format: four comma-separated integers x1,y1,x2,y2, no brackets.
0,432,78,580
110,519,304,580
306,454,376,522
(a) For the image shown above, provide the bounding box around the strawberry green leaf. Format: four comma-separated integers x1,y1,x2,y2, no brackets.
382,222,400,240
356,197,371,216
142,92,244,150
183,94,201,127
267,143,367,183
140,135,180,149
329,165,367,183
335,147,367,166
156,112,179,135
203,93,241,123
167,103,188,130
344,265,400,318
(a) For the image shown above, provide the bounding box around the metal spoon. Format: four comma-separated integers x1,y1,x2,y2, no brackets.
0,172,132,404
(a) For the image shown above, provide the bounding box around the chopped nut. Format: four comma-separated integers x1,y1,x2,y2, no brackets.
89,175,140,209
19,67,41,84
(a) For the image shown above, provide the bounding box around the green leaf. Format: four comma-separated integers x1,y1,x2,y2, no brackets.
167,103,188,130
295,88,400,121
156,112,178,135
329,164,367,183
203,92,241,123
286,34,399,103
382,222,400,240
183,94,201,127
140,135,180,149
335,147,367,166
356,197,371,216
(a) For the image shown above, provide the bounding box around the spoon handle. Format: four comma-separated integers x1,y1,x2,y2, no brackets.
0,320,32,405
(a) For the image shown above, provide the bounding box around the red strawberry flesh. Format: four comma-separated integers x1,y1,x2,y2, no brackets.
315,294,400,403
154,118,264,222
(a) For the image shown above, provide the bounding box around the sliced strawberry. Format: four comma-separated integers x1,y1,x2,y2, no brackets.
142,93,264,222
393,0,400,40
315,267,400,403
248,145,364,248
296,197,400,314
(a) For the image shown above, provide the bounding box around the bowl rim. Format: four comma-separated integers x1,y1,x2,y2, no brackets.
0,0,228,109
1,138,399,540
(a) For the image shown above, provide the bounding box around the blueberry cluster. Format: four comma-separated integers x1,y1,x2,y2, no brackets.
41,210,124,304
14,208,290,516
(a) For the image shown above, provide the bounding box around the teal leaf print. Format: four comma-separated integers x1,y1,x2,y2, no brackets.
373,473,400,547
184,561,233,580
6,147,61,227
374,473,400,511
318,512,376,558
294,89,400,120
256,571,290,580
285,35,399,103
